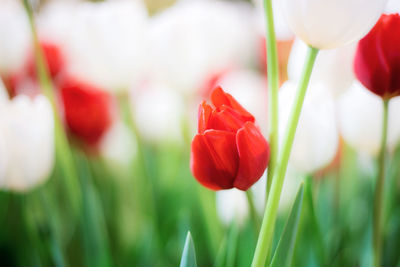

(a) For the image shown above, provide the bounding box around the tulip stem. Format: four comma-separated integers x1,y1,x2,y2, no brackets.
373,99,389,267
22,0,81,213
263,0,280,199
251,46,318,267
246,190,260,232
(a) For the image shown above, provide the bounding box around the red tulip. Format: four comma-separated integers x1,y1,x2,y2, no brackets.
58,76,113,146
354,14,400,99
190,87,270,191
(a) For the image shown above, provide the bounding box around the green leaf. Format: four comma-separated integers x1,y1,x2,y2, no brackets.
270,182,305,267
180,231,197,267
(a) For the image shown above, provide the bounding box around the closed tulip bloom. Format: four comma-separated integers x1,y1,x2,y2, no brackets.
190,87,270,191
59,76,114,146
354,14,400,99
281,0,388,49
0,80,54,192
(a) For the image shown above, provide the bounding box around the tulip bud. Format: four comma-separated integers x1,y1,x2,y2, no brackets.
354,14,400,99
190,87,270,191
281,0,388,49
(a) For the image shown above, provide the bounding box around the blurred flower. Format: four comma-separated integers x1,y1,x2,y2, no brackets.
253,0,294,41
130,80,185,143
216,189,248,226
191,87,270,191
354,14,400,99
26,42,65,81
99,120,137,167
338,81,400,156
148,0,257,94
288,39,356,97
0,1,30,74
38,0,149,92
0,80,54,191
385,0,400,13
59,76,114,147
280,0,388,49
279,81,339,174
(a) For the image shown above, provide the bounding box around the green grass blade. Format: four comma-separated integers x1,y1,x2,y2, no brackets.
270,182,305,267
180,232,197,267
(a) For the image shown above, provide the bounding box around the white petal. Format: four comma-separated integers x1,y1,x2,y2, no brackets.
279,81,339,173
338,82,400,156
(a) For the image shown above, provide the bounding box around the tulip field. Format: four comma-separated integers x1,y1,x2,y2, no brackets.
1,0,400,266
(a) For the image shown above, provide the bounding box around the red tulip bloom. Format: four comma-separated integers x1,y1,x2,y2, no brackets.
354,14,400,99
59,76,113,146
190,87,270,191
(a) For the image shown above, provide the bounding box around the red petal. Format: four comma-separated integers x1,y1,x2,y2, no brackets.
190,130,239,190
355,14,400,98
208,106,249,133
234,122,269,191
198,101,212,134
211,86,254,122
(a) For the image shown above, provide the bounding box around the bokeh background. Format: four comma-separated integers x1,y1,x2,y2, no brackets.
1,0,400,266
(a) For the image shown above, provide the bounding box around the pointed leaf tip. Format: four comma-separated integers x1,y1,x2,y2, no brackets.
180,231,197,267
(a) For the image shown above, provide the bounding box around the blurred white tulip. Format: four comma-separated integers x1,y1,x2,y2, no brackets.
279,81,339,174
0,0,30,74
130,81,185,143
100,120,137,167
216,189,248,226
215,69,268,134
0,90,54,192
281,0,388,49
148,0,257,94
386,0,400,13
288,39,356,98
39,0,149,92
338,82,400,156
253,0,294,41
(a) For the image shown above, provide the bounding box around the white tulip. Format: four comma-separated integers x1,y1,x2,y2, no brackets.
0,93,54,192
281,0,388,49
215,69,268,134
148,0,257,94
129,81,185,143
279,81,339,174
100,120,137,167
216,189,248,226
288,39,356,98
253,0,294,41
39,0,149,92
338,82,400,156
0,0,30,73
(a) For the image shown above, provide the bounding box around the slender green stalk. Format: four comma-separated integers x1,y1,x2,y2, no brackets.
373,99,389,267
263,0,280,198
22,0,81,213
251,46,318,267
246,190,261,232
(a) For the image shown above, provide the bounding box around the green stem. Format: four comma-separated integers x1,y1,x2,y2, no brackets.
251,46,318,267
22,0,81,214
246,190,261,232
263,0,280,199
373,99,389,267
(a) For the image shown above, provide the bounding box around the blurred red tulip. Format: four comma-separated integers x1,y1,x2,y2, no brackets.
26,41,65,80
59,76,113,146
354,14,400,99
190,87,269,191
